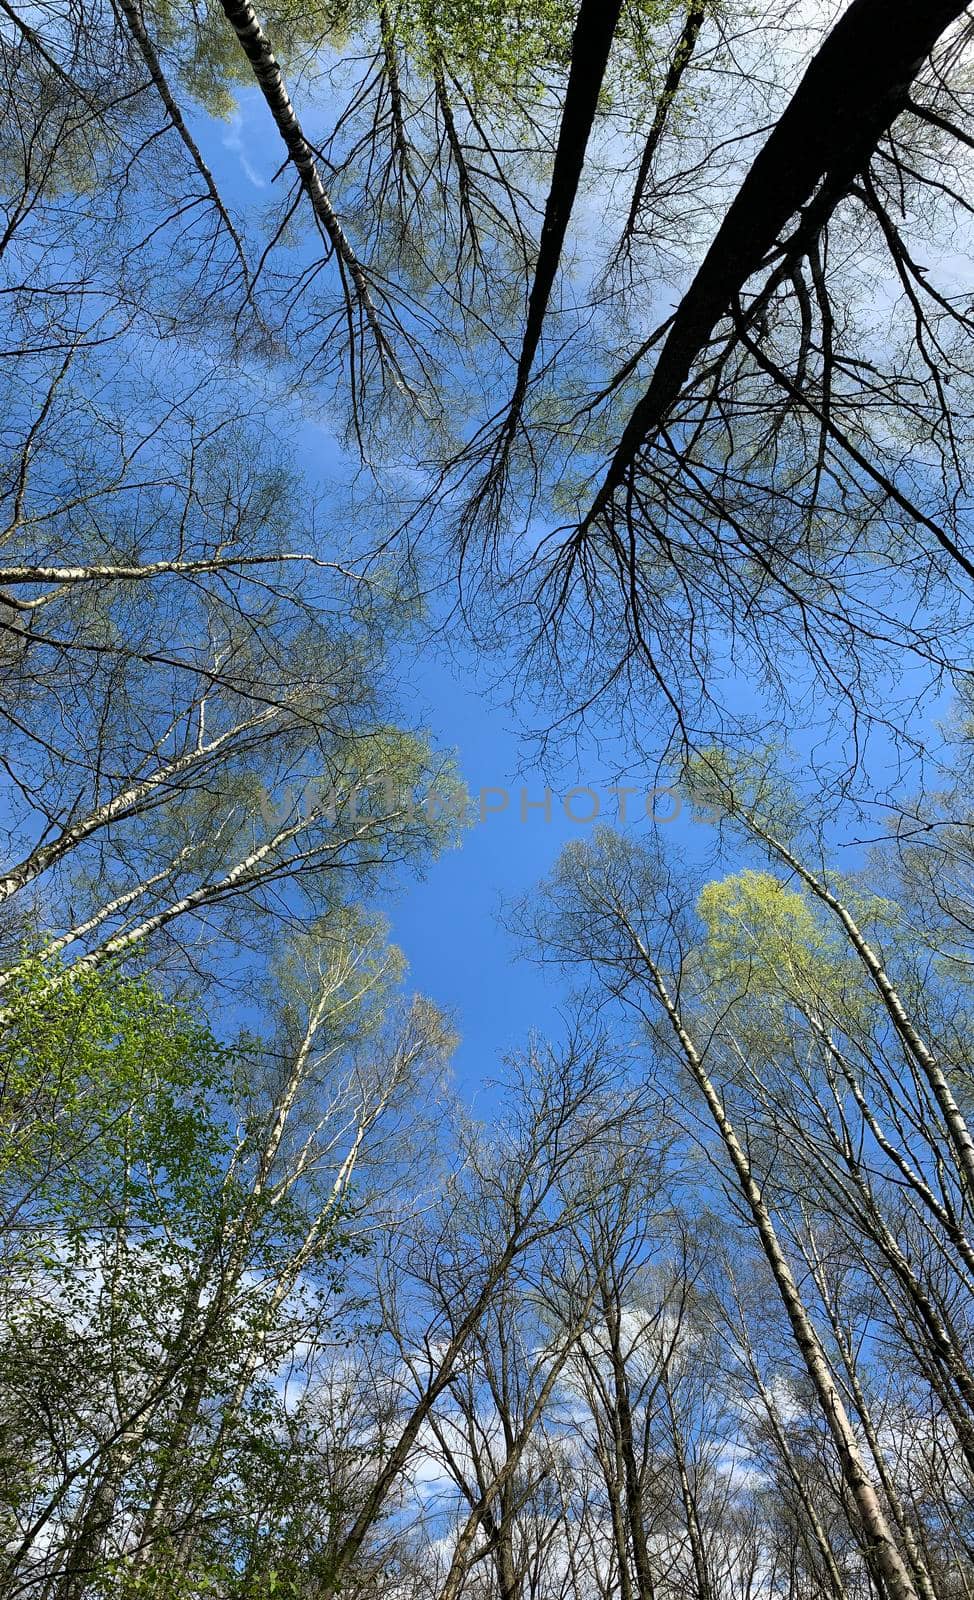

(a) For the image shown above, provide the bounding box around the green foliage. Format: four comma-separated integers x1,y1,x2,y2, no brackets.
682,745,805,842
405,0,576,105
0,928,439,1595
148,0,683,126
0,956,234,1242
696,869,825,995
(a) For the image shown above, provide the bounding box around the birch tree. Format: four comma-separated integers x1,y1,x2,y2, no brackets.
0,914,454,1599
524,829,933,1600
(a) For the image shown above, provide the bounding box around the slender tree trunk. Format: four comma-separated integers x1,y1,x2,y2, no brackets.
745,813,974,1205
740,1347,850,1600
621,0,706,244
217,0,390,365
0,711,275,903
662,1371,710,1600
113,0,252,292
602,1284,657,1600
810,1261,938,1600
506,0,624,418
614,909,920,1600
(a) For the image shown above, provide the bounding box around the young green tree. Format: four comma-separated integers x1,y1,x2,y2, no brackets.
0,918,454,1599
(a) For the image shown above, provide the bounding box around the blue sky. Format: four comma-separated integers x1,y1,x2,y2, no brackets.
193,83,951,1095
283,411,716,1088
383,634,708,1087
184,91,700,1083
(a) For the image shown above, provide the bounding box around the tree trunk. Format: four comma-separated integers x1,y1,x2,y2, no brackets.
587,0,969,522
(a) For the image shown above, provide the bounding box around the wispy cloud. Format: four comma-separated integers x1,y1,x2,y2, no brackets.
223,111,267,189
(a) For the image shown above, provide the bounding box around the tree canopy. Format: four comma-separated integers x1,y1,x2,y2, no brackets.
3,1,974,1597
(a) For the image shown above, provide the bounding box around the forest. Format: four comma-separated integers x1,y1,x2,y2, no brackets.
2,1,974,1597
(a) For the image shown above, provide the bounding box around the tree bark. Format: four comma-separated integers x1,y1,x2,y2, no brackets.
507,0,624,418
586,0,970,525
613,908,920,1600
217,0,387,358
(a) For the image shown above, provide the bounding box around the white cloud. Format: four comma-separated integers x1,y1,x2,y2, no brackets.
223,112,268,190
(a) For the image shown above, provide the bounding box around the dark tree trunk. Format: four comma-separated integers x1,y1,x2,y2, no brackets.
587,0,970,521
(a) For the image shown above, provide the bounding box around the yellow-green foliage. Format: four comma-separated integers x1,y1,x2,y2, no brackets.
695,869,887,1047
152,0,685,124
696,869,826,996
407,0,576,103
149,0,359,117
